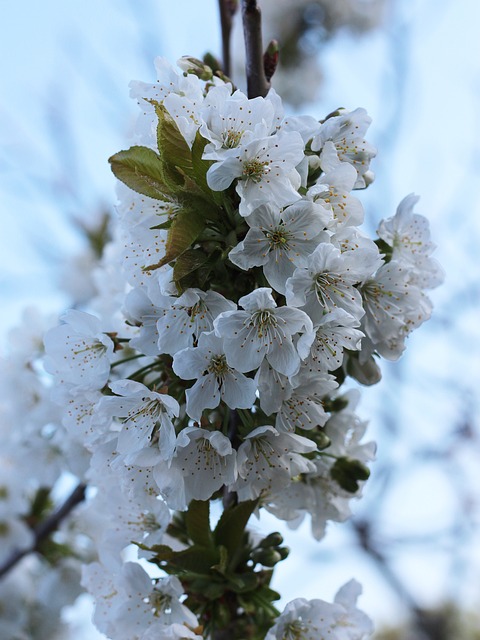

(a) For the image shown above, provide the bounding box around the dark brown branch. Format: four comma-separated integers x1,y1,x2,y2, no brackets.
241,0,270,98
0,483,86,579
218,0,238,77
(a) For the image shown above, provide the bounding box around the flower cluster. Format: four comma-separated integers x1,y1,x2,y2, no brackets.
0,56,442,639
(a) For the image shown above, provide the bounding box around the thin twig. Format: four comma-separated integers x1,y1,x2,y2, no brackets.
241,0,270,98
218,0,238,77
0,483,86,579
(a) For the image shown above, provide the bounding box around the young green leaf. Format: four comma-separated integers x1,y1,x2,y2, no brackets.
214,500,257,559
109,146,172,201
143,206,206,271
185,500,212,548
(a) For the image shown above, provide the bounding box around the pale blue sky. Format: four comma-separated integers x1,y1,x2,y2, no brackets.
1,0,480,635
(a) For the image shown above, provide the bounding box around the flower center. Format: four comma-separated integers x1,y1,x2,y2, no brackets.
282,620,309,640
242,158,270,183
266,226,291,249
187,300,208,323
141,512,161,532
222,128,243,149
207,354,230,378
125,398,164,424
314,272,344,307
148,590,172,617
250,309,278,338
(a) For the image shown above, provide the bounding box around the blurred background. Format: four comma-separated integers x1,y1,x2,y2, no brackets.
1,0,480,637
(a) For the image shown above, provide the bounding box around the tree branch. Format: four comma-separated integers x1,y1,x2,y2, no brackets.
0,483,86,579
218,0,238,77
241,0,270,98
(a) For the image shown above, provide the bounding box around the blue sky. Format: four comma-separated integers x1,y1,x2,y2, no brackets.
2,0,480,635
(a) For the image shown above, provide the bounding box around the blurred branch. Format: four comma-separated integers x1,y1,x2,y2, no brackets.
0,483,86,580
241,0,270,98
218,0,238,76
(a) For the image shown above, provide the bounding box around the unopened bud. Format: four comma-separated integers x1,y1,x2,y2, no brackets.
203,52,222,74
277,546,290,560
177,56,213,81
263,40,279,82
251,548,282,567
315,430,331,450
259,532,283,548
308,155,321,172
362,170,375,187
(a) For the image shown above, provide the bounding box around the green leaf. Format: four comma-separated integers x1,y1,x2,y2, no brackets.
191,131,212,194
155,102,193,175
214,500,257,559
143,544,175,561
191,131,227,208
143,207,206,271
226,571,259,594
173,248,210,283
169,545,219,574
185,500,212,547
109,146,172,201
330,456,370,493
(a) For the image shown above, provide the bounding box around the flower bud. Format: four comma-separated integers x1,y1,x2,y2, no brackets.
263,40,279,82
251,548,283,567
259,532,283,548
177,56,213,81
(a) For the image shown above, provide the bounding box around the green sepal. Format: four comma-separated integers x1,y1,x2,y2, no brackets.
330,456,370,493
149,219,173,231
374,238,393,262
185,500,212,548
211,544,229,576
108,146,172,201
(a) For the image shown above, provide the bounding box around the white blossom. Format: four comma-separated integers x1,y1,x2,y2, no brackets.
170,427,237,502
229,200,325,294
307,163,364,229
232,425,316,501
275,370,338,432
298,309,364,373
206,130,305,217
43,310,114,391
214,287,313,376
285,242,367,324
265,579,373,639
99,379,179,463
200,85,276,158
311,108,376,189
377,193,444,288
172,331,257,421
156,288,236,356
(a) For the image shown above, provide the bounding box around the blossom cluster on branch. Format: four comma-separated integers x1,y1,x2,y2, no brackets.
0,54,442,640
